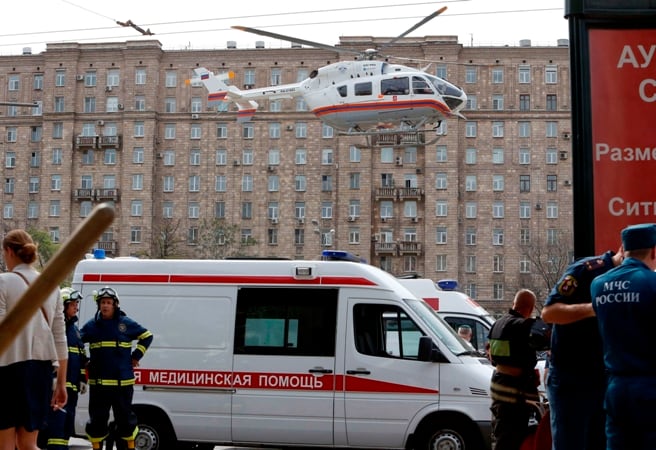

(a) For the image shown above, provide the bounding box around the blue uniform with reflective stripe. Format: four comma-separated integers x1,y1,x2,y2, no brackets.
545,251,614,450
591,257,656,450
45,315,88,450
80,308,153,445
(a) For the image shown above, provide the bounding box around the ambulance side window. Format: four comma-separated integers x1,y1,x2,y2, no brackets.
354,304,423,360
234,287,337,357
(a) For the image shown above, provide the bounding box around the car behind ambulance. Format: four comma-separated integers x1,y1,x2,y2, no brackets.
72,257,493,450
396,278,495,354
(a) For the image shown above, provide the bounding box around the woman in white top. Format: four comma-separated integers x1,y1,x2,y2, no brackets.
0,229,67,450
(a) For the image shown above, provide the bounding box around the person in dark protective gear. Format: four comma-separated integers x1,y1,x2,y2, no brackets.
80,286,153,450
42,289,88,450
542,246,622,450
591,223,656,450
488,289,548,450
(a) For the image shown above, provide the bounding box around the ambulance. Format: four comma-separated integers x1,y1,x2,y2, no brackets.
396,278,495,354
72,256,493,450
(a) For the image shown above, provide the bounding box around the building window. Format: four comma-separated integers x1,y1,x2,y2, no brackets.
84,97,96,113
54,97,65,112
547,174,558,192
214,201,225,219
165,70,177,87
493,283,504,300
132,174,143,190
107,69,120,87
546,121,558,138
130,226,142,243
520,227,531,245
466,255,476,273
465,175,477,192
215,175,227,192
435,200,448,217
436,255,447,272
436,227,447,244
465,66,477,83
492,95,504,111
242,123,254,139
55,70,66,87
295,148,307,165
519,94,530,111
134,95,146,111
163,176,174,192
519,65,531,84
519,201,531,219
465,122,477,138
545,65,558,84
493,255,504,273
492,148,504,164
295,175,306,191
350,145,361,162
191,97,202,113
435,173,447,190
188,202,200,219
465,148,477,164
349,173,360,189
3,203,13,219
492,68,504,84
217,123,228,138
190,124,201,139
492,121,504,138
241,174,253,192
518,121,531,138
520,175,531,193
492,175,504,191
465,202,477,219
135,121,146,138
436,145,447,162
4,178,14,194
131,200,143,217
519,148,531,165
492,201,505,218
466,95,477,110
546,201,558,218
465,227,476,246
163,150,175,166
493,228,504,246
520,258,531,273
546,94,557,111
546,147,558,164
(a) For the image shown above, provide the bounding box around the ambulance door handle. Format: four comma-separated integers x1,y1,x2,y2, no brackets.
346,369,371,375
309,367,333,374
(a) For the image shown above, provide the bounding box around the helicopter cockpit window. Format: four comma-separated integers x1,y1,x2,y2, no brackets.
381,77,409,96
412,76,434,95
354,82,373,96
337,85,347,98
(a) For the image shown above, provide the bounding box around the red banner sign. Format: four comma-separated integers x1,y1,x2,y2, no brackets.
589,29,656,252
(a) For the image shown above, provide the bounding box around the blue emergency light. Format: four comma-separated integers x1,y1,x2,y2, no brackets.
436,279,459,291
321,250,368,264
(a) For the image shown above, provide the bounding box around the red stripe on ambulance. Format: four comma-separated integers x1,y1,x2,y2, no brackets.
82,273,377,286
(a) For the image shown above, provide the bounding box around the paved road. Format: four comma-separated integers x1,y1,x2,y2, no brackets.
69,437,276,450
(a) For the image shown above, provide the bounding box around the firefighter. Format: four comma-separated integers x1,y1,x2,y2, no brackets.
80,286,153,450
42,288,88,450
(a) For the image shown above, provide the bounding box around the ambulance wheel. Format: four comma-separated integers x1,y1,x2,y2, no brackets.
134,408,176,450
416,417,479,450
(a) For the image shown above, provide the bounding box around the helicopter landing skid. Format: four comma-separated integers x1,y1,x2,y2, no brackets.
340,128,441,147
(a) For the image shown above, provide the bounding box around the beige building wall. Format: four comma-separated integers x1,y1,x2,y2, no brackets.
0,37,573,313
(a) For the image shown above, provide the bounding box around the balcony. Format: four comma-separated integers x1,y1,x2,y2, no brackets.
96,240,118,254
375,187,397,200
374,242,397,255
398,187,424,200
75,135,98,149
371,132,426,147
99,135,122,148
398,241,422,256
96,188,120,201
73,189,95,201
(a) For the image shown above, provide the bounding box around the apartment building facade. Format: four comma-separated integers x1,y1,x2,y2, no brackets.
0,37,572,312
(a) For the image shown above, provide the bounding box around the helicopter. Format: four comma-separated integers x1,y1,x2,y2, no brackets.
193,6,467,136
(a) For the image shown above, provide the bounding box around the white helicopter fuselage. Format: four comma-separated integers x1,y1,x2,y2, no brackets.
195,60,466,133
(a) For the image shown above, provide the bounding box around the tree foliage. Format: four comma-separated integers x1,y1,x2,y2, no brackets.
195,219,257,259
150,218,185,259
26,227,60,270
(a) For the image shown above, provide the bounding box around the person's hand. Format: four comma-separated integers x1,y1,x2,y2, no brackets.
132,358,140,368
51,382,68,411
80,382,87,395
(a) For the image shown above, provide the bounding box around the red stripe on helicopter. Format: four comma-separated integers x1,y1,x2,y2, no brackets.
208,92,227,101
81,273,378,286
313,99,451,117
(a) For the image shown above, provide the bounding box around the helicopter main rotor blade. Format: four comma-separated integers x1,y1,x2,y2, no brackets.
232,26,361,55
379,6,448,51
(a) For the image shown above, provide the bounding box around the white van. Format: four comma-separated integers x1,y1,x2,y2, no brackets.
72,257,493,450
396,279,495,354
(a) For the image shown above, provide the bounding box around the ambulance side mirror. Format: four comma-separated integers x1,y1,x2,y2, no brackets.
418,336,444,362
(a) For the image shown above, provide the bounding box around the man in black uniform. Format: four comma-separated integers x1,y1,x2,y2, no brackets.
488,289,548,450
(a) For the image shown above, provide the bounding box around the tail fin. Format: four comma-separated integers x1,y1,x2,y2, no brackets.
193,67,258,121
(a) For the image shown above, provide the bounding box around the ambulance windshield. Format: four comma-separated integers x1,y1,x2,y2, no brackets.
404,298,470,355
